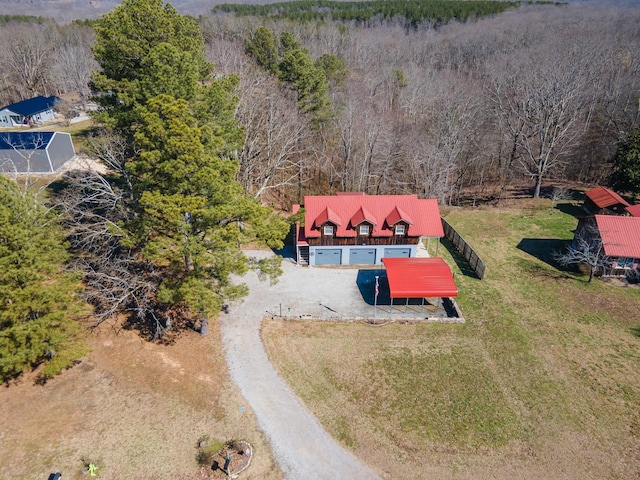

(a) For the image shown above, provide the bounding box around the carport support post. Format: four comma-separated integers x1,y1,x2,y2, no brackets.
374,275,379,319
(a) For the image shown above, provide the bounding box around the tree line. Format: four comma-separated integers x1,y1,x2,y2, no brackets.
213,0,521,28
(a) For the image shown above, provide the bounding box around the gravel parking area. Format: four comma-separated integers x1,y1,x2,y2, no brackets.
256,247,454,322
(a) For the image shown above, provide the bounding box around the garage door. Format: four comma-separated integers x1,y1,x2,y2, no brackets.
349,248,376,264
383,247,411,258
315,248,342,265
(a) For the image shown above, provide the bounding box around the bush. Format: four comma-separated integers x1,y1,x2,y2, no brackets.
196,436,224,467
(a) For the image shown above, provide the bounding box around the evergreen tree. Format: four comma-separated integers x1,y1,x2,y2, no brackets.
315,53,347,86
610,128,640,199
78,0,289,337
246,26,279,74
0,177,87,382
90,0,210,132
279,46,331,121
279,31,302,54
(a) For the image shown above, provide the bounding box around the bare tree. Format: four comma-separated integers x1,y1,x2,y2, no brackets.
54,133,173,340
488,47,590,198
554,222,608,282
236,73,313,202
53,26,98,108
0,24,55,99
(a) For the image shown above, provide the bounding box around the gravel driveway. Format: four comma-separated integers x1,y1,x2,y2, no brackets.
220,250,384,480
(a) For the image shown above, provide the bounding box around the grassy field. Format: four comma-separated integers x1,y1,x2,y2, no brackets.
262,199,640,479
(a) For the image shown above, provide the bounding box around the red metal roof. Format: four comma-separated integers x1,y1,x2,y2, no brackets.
626,204,640,218
382,257,458,298
585,186,630,209
595,215,640,258
300,194,443,239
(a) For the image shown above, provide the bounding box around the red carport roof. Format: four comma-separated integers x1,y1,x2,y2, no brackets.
382,257,458,298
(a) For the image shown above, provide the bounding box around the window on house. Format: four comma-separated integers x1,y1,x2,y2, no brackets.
395,224,405,235
615,257,635,269
323,225,334,236
359,225,370,235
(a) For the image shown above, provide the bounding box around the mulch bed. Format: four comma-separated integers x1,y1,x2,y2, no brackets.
208,441,252,478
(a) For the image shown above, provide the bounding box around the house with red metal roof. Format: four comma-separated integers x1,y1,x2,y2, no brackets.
573,215,640,277
294,193,444,266
595,215,640,274
582,186,630,216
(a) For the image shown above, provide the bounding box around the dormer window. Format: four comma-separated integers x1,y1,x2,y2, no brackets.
395,224,406,235
359,224,370,236
323,225,334,236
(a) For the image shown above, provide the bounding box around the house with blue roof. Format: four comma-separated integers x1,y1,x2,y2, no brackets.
0,131,75,173
0,96,61,127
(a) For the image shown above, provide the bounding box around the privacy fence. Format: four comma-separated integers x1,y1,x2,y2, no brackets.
441,217,486,280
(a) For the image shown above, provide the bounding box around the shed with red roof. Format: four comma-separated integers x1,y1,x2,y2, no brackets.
595,215,640,273
582,186,630,216
572,215,640,277
294,193,443,266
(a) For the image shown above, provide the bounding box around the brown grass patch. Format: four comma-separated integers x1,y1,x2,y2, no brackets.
0,319,283,480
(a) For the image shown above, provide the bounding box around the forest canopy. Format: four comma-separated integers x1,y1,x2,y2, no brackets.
213,0,524,27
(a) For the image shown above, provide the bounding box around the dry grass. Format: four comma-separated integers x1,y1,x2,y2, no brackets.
262,200,640,480
0,319,283,480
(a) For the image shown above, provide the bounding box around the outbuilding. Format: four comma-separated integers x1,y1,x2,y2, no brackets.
0,131,76,174
581,186,630,216
0,96,61,127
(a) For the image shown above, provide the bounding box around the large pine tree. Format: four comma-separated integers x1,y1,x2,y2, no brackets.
0,177,87,382
72,0,289,337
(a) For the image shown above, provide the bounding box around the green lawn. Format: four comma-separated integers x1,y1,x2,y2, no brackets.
262,199,640,479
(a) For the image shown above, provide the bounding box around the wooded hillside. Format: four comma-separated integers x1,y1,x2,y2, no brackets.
200,2,640,205
0,0,639,378
0,3,638,207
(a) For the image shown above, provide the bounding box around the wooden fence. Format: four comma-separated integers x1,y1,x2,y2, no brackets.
441,217,486,280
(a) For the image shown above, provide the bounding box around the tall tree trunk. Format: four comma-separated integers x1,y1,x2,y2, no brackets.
533,174,542,198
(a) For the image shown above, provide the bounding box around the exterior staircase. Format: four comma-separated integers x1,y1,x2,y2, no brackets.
298,246,310,265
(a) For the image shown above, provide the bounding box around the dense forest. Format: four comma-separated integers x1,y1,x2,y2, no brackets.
0,2,639,207
1,0,640,379
201,2,640,204
212,0,523,27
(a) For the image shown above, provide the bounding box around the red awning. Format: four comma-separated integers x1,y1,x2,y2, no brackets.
382,257,458,298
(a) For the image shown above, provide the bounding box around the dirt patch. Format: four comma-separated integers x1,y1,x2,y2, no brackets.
0,319,282,480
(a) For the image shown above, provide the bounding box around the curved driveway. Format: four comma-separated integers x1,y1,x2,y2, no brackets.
220,250,383,480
